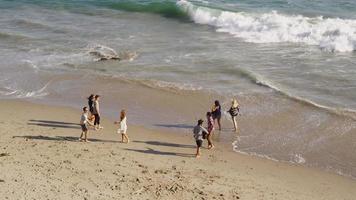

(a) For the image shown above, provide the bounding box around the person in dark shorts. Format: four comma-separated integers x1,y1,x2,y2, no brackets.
193,119,208,158
211,100,222,131
79,106,93,142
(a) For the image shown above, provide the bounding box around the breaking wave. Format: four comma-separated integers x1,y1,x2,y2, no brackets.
177,0,356,52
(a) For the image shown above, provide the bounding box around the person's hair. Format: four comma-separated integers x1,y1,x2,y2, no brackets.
214,100,220,106
83,106,88,111
120,109,126,121
88,94,94,100
198,119,204,125
95,95,100,99
232,99,238,108
206,112,212,117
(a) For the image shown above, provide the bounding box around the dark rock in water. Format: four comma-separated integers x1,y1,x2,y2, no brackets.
88,45,137,62
88,45,120,61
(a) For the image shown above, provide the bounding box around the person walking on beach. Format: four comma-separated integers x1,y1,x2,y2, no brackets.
79,106,93,142
228,99,240,132
115,109,129,143
193,119,208,158
206,112,215,149
87,94,95,127
211,100,222,131
88,94,95,113
92,95,103,130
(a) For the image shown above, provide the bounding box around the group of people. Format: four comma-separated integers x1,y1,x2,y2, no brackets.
79,94,129,143
193,99,240,158
78,94,240,159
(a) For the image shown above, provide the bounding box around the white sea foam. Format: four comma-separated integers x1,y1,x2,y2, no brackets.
293,154,306,164
233,140,307,165
23,59,39,71
177,0,356,52
0,82,50,99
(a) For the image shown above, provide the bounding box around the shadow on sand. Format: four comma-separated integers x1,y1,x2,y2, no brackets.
13,135,119,143
28,119,80,129
133,140,195,149
124,148,194,158
154,123,194,129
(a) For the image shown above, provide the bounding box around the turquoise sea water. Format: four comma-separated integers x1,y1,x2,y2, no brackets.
1,0,356,178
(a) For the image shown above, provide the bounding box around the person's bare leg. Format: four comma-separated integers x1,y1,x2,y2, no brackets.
79,132,84,141
196,147,201,158
207,133,211,148
121,134,124,143
232,116,237,132
84,131,89,142
217,117,222,131
208,132,215,149
124,134,130,143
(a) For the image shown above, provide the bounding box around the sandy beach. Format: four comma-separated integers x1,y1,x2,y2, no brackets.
0,100,355,200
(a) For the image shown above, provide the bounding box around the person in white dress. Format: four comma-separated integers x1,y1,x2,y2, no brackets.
115,109,129,143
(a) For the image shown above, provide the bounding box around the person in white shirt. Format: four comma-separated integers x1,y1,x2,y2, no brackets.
193,119,208,158
79,107,93,142
115,109,129,143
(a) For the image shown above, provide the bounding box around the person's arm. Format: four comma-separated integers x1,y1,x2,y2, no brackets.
201,126,208,133
85,116,94,126
211,106,216,112
114,118,121,124
96,102,100,116
87,120,94,126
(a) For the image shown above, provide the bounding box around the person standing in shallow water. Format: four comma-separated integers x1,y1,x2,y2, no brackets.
211,100,222,131
206,112,215,149
228,99,240,132
92,95,103,130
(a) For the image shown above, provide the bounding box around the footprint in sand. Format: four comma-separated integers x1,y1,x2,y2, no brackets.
0,153,10,157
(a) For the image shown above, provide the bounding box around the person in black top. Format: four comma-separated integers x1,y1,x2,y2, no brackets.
87,94,95,127
228,99,240,132
211,100,222,131
88,94,94,113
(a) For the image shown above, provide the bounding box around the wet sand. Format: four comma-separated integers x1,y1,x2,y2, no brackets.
30,72,356,178
1,100,356,200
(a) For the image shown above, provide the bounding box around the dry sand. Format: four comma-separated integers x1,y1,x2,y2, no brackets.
0,100,356,200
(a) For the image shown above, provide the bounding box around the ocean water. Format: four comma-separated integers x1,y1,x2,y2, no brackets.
1,0,356,178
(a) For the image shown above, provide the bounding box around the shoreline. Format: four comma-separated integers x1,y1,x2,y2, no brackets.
1,99,356,199
19,70,356,179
